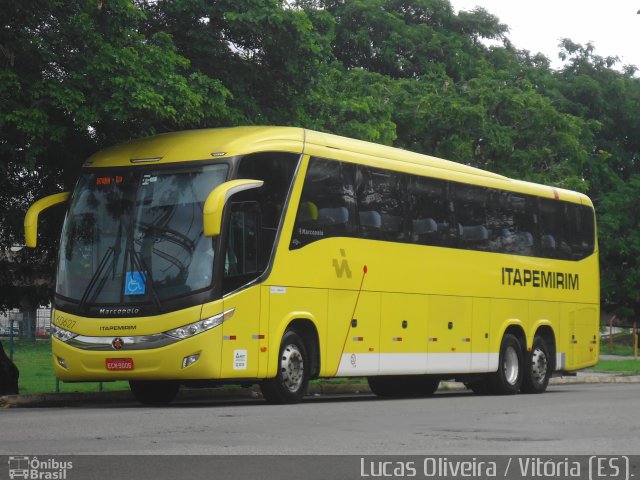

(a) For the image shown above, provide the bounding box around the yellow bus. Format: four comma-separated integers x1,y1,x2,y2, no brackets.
25,127,599,404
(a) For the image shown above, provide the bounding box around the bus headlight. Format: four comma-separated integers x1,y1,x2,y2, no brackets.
164,308,235,340
52,325,78,342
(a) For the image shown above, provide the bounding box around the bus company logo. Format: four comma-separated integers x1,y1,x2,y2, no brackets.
98,307,141,316
8,456,73,479
99,325,137,332
111,337,124,350
350,354,357,367
501,267,580,290
333,249,352,279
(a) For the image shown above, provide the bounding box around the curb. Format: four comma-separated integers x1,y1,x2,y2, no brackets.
2,373,638,408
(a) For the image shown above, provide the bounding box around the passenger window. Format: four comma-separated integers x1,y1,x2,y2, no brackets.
407,176,452,247
564,203,595,260
290,157,356,249
454,184,489,251
577,205,595,258
356,167,406,241
487,191,535,256
539,198,570,260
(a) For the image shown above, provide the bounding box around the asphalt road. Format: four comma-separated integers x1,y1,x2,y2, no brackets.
1,383,639,456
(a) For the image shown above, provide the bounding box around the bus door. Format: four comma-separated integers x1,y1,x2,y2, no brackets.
220,202,262,378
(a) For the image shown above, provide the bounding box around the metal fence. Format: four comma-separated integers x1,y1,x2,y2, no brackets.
0,307,52,340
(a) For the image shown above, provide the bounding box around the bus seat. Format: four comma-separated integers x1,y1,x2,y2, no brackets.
381,214,403,232
298,201,318,222
541,234,556,250
318,206,349,225
460,224,489,242
412,218,437,234
515,231,533,247
359,210,382,229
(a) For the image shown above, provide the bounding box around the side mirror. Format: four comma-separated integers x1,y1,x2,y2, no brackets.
24,192,71,248
203,179,263,237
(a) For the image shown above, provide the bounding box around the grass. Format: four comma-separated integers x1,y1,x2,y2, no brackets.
600,332,638,356
7,339,128,395
592,359,640,374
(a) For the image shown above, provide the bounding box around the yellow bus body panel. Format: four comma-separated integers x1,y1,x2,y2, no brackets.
51,303,225,381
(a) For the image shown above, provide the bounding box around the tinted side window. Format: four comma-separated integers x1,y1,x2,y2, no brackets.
356,167,406,241
565,203,596,260
579,205,595,257
454,184,490,251
290,157,356,249
407,176,453,247
539,198,570,260
538,199,595,260
288,157,595,261
487,191,535,256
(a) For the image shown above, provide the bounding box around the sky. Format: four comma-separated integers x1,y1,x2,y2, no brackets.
448,0,640,70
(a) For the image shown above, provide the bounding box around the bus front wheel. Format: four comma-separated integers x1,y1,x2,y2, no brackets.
129,380,180,406
487,334,523,395
521,335,551,394
260,330,310,404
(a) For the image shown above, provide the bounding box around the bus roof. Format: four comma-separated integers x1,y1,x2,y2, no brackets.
83,126,591,205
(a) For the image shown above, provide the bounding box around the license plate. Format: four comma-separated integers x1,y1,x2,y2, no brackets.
106,358,134,371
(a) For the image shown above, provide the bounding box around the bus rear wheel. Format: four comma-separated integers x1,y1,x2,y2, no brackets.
368,375,440,397
521,335,551,394
129,380,180,406
487,334,523,395
260,330,309,404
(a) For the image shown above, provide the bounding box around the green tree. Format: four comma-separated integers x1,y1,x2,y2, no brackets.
0,0,231,310
598,176,640,319
554,40,640,318
146,0,333,125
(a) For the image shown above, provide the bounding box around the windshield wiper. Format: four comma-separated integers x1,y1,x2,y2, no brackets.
78,247,115,308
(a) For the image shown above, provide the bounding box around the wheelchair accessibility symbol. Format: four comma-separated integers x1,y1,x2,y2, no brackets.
125,271,146,295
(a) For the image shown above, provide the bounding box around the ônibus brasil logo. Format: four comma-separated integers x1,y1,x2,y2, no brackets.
8,456,73,479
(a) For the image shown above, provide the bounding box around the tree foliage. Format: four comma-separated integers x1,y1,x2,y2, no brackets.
1,0,640,318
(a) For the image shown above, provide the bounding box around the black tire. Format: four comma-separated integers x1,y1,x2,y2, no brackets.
367,375,440,397
486,333,523,395
464,377,490,395
521,335,551,394
260,330,309,404
129,380,180,406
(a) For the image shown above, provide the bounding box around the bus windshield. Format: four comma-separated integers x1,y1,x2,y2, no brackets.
56,164,229,306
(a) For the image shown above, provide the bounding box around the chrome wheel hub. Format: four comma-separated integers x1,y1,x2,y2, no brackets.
530,347,548,384
281,344,304,392
503,346,519,385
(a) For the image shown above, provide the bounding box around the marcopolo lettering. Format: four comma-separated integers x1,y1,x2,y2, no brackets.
501,267,579,290
98,307,141,315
